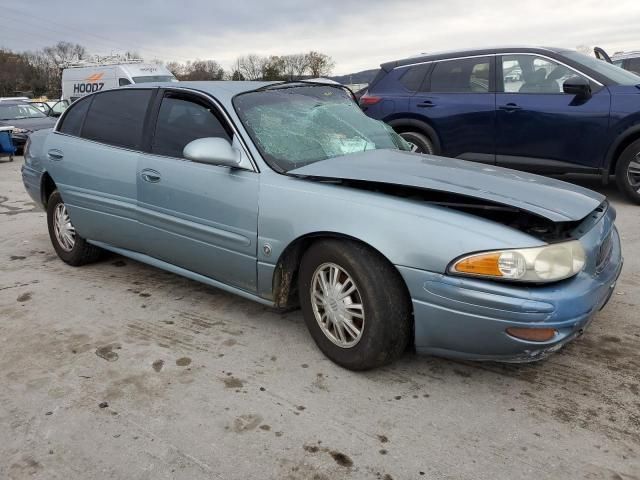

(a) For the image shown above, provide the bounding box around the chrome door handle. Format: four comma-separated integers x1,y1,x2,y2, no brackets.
47,149,64,160
140,169,161,183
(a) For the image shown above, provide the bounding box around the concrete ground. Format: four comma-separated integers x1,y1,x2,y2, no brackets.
1,156,638,480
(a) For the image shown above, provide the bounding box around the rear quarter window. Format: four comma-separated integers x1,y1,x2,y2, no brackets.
81,89,152,149
398,64,430,91
57,96,91,137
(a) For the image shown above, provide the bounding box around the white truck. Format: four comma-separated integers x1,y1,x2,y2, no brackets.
61,57,177,102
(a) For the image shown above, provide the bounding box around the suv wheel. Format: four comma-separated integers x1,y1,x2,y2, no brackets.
615,139,640,204
47,190,103,265
298,239,411,370
399,131,435,155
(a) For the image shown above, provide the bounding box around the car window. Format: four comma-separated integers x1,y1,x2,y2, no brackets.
398,64,429,92
51,100,69,115
626,58,640,75
430,57,491,93
151,94,231,158
502,55,586,94
58,96,91,136
119,78,132,86
0,103,47,120
81,89,152,149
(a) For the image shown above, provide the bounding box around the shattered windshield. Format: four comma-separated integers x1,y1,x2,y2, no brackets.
233,84,410,172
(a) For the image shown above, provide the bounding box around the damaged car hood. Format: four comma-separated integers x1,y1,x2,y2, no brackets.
287,150,605,222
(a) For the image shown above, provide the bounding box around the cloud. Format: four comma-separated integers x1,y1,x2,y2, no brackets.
2,0,639,74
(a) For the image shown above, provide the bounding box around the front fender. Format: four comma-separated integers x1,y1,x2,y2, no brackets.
256,173,543,299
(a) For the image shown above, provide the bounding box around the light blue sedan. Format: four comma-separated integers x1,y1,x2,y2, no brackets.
21,81,623,370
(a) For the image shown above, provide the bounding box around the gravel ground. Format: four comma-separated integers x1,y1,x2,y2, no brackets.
1,156,639,480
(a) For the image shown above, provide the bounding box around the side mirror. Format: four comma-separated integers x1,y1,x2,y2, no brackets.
183,137,241,167
563,76,591,99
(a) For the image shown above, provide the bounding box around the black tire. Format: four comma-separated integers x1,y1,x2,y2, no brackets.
615,139,640,204
298,239,411,370
399,131,435,154
47,190,102,266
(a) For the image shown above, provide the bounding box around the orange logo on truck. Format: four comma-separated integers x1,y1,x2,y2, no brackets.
84,73,105,82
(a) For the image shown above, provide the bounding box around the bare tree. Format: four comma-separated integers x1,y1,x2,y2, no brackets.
236,54,267,80
185,60,225,80
165,61,186,78
306,51,335,77
43,41,87,66
281,53,310,80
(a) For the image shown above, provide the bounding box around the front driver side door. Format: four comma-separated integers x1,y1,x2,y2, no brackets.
137,90,259,292
495,54,611,172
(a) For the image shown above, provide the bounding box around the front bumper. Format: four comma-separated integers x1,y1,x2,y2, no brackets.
397,227,623,362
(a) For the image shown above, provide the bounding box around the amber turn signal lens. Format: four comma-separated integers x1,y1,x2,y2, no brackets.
506,327,557,342
454,253,503,277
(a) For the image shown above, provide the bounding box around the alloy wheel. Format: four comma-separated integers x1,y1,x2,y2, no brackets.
627,152,640,193
53,203,76,252
310,262,365,348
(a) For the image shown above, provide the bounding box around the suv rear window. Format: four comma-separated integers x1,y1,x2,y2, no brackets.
430,57,491,93
81,89,152,149
398,64,430,91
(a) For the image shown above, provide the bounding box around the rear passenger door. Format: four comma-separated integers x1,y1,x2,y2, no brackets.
410,56,496,162
137,90,259,292
45,88,152,252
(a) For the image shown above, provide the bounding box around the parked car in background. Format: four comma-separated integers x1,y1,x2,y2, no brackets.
21,81,622,370
594,47,640,75
30,100,69,118
360,47,640,203
62,57,177,102
0,100,56,152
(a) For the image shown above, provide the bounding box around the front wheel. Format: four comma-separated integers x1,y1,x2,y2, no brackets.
298,239,411,370
47,190,102,266
615,139,640,204
399,131,435,155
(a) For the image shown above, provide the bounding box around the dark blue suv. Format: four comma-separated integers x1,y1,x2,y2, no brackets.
361,47,640,203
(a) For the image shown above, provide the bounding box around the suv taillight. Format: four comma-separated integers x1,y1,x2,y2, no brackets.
359,93,382,107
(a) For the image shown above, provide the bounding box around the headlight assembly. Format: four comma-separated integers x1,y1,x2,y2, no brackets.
449,240,586,283
12,128,30,134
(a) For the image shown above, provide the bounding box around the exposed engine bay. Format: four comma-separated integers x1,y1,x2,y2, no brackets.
294,176,600,242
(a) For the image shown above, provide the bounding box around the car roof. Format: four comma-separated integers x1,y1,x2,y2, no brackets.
126,81,279,102
381,46,570,70
0,100,30,106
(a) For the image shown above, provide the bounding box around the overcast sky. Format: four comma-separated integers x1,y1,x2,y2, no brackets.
1,0,639,74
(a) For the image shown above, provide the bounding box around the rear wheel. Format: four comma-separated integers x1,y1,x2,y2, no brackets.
399,131,435,154
47,190,102,266
298,239,411,370
615,139,640,204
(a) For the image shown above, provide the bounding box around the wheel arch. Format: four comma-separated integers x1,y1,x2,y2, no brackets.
40,171,57,209
604,124,640,179
385,117,441,154
271,231,411,310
